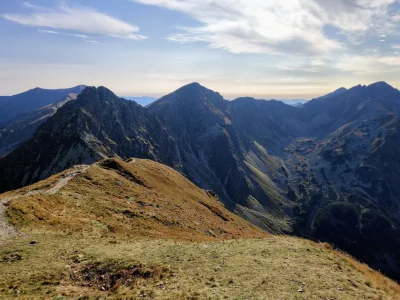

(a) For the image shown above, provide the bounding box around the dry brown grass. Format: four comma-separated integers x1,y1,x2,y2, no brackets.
319,243,400,297
1,234,399,299
5,158,266,241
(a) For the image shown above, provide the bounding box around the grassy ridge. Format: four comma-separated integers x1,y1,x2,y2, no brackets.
4,158,265,242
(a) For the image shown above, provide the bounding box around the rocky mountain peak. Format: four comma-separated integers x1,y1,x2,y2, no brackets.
76,86,114,103
76,86,97,101
148,82,227,118
171,82,224,105
74,87,143,117
178,81,202,90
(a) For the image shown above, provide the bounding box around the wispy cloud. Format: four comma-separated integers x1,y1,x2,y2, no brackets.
38,29,59,35
337,54,400,75
278,52,400,77
38,29,99,43
132,0,399,56
3,2,147,40
278,58,341,76
23,2,41,9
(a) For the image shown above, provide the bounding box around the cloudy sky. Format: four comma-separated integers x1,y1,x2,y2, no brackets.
0,0,400,99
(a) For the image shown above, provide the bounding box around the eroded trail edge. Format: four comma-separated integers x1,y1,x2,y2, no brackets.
0,165,89,245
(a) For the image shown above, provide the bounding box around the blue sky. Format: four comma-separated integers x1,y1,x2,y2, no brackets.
0,0,400,99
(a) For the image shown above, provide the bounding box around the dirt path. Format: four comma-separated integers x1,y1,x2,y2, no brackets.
0,165,90,245
0,200,19,245
46,165,90,195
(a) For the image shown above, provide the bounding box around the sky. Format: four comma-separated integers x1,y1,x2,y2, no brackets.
0,0,400,100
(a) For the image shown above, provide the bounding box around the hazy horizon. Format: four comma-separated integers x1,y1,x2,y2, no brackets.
1,80,399,102
1,0,400,99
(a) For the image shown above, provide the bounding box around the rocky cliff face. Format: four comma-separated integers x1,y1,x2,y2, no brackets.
1,82,400,279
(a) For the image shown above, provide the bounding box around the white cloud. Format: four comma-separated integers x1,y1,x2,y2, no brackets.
23,2,41,9
38,29,59,35
279,65,323,73
3,3,146,40
166,34,206,43
38,29,99,43
337,54,400,74
278,58,336,74
132,0,398,55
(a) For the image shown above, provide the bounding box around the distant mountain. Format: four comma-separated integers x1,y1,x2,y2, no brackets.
0,85,86,124
237,97,308,106
274,99,308,106
292,102,304,108
0,93,77,157
122,96,158,107
1,81,400,280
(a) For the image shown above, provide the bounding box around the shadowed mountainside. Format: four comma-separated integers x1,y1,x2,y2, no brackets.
0,85,86,124
0,93,78,157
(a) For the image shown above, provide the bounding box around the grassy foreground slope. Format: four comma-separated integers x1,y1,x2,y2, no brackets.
2,158,265,242
0,159,399,299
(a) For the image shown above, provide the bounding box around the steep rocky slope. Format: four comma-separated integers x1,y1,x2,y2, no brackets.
0,93,77,157
0,85,86,124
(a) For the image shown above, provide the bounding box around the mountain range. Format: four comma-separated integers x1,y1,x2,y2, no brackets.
0,93,78,157
264,98,308,107
0,85,86,124
0,81,399,280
